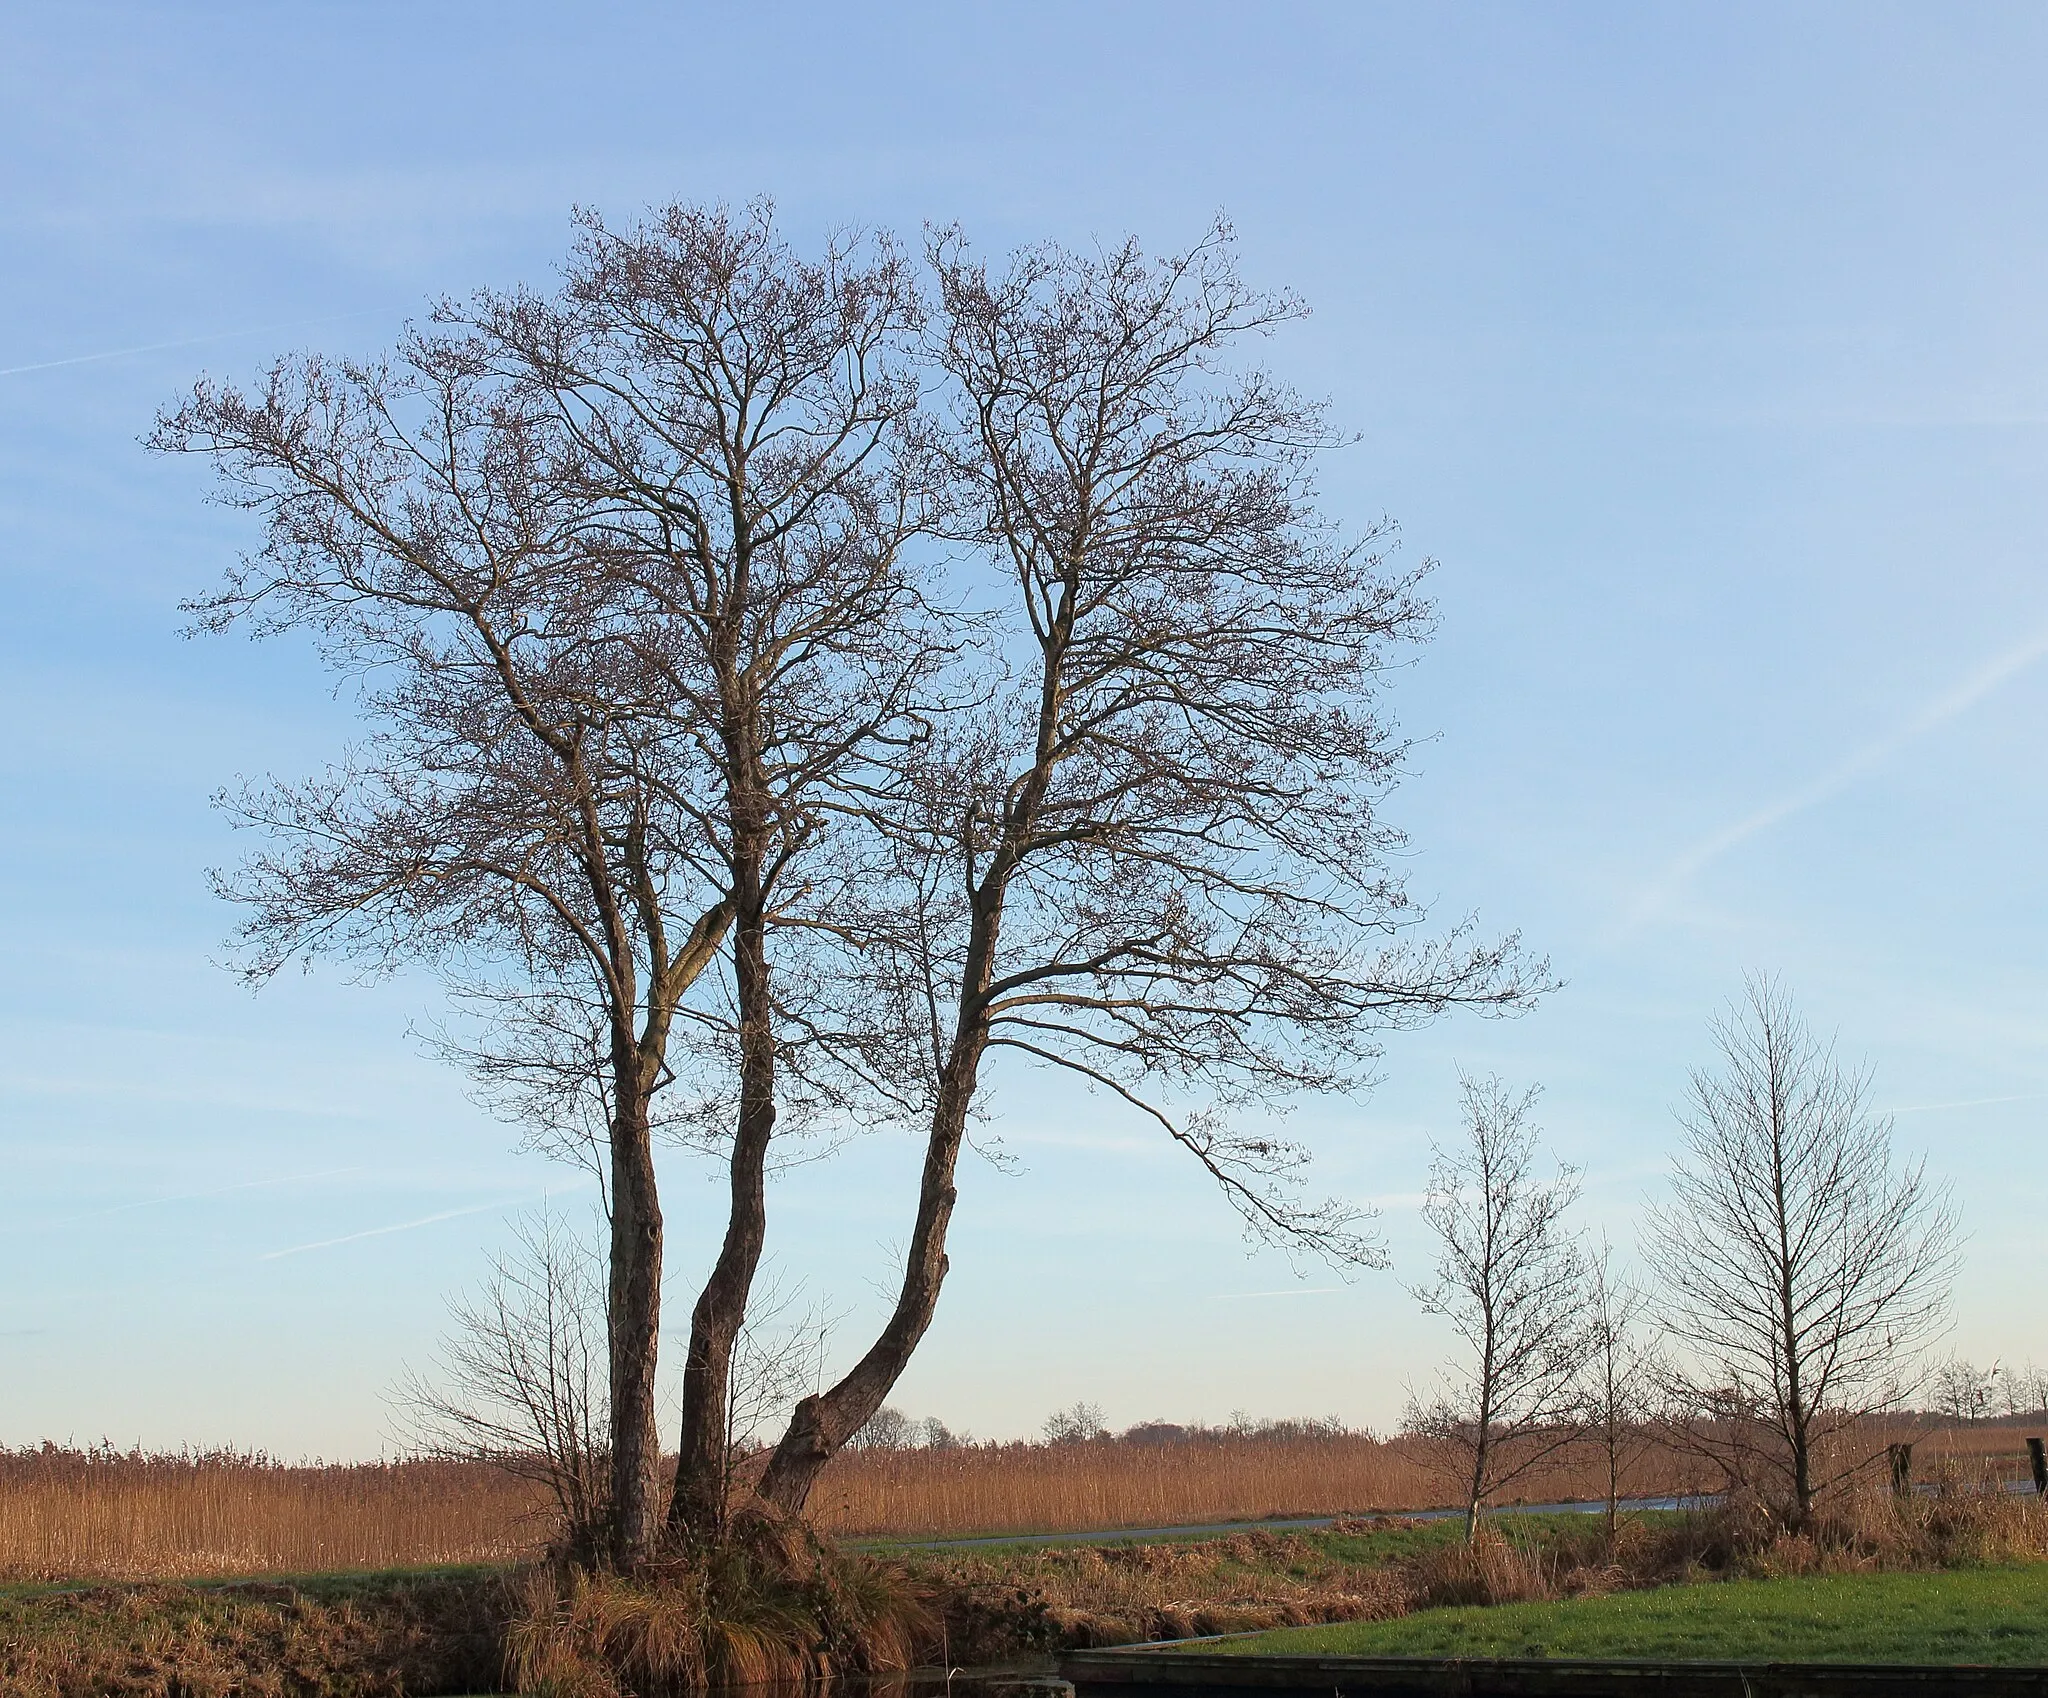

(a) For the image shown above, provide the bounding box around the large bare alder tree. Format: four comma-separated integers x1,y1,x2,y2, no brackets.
153,202,940,1565
1646,977,1959,1526
750,225,1543,1516
1406,1074,1590,1542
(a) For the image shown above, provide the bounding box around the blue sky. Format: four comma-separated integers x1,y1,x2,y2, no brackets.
3,2,2045,1456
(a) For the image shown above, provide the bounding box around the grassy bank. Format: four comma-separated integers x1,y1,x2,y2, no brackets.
0,1566,510,1698
6,1497,2045,1693
0,1516,1580,1694
1205,1565,2048,1665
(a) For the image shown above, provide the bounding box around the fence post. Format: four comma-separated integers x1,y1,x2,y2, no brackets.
1888,1442,1914,1497
2028,1436,2046,1496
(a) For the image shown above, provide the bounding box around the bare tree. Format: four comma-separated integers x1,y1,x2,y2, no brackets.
1579,1237,1661,1545
2003,1364,2048,1424
1042,1402,1109,1444
399,1205,611,1562
1406,1074,1590,1542
844,1406,921,1451
751,224,1544,1517
1932,1358,2001,1424
1646,977,1959,1527
153,201,940,1564
712,1275,835,1536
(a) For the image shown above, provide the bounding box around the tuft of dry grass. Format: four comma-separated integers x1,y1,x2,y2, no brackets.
505,1517,936,1697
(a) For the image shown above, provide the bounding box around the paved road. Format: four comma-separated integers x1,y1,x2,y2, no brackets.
857,1496,1714,1551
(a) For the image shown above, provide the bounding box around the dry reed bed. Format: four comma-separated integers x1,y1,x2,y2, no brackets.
4,1423,2041,1582
807,1432,1716,1538
0,1449,549,1580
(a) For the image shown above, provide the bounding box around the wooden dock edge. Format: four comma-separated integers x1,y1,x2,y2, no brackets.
1060,1647,2048,1697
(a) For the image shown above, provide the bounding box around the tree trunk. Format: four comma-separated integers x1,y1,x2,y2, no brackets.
754,1047,982,1516
607,1083,665,1569
1790,1411,1813,1526
1605,1419,1620,1547
1465,1436,1487,1546
666,895,776,1545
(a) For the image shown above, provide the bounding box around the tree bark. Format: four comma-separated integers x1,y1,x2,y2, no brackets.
667,888,776,1544
606,1079,665,1568
754,1058,977,1515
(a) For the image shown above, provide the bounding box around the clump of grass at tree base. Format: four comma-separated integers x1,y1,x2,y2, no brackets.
505,1514,937,1697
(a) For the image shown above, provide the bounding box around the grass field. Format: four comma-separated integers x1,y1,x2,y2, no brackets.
1208,1566,2048,1665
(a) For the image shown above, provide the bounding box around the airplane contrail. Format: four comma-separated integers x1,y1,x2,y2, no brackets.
1623,625,2048,930
1890,1092,2047,1115
0,308,392,379
259,1198,518,1260
48,1166,361,1227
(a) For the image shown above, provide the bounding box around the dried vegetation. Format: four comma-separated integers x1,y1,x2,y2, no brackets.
4,1428,2038,1582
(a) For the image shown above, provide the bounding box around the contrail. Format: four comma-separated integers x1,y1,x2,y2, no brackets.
0,308,392,379
1890,1092,2047,1115
1623,625,2048,930
260,1198,517,1260
47,1167,361,1227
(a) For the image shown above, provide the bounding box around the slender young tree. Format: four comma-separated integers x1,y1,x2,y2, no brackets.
750,224,1543,1517
1407,1074,1591,1543
153,201,940,1565
1646,977,1959,1527
399,1206,612,1563
1580,1237,1660,1545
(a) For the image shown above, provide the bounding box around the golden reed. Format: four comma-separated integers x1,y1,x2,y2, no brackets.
1,1426,2033,1581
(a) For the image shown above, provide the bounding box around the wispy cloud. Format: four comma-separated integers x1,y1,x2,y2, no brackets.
0,309,391,379
259,1199,518,1261
1623,626,2048,931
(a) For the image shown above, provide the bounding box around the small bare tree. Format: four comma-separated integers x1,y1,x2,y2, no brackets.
1579,1238,1661,1544
399,1206,611,1562
1407,1074,1590,1542
1933,1358,2001,1424
844,1406,920,1451
1042,1402,1108,1444
712,1276,835,1536
1646,977,1959,1527
2003,1364,2048,1424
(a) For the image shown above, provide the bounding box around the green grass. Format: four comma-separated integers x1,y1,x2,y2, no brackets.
1205,1566,2048,1665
